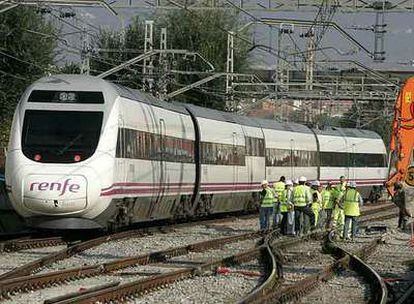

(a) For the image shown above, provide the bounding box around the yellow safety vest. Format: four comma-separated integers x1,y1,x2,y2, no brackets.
261,187,275,207
343,188,360,216
321,189,333,209
293,185,308,207
280,189,289,212
311,189,322,211
273,181,285,203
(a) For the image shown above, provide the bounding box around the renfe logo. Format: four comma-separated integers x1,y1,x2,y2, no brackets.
29,178,80,196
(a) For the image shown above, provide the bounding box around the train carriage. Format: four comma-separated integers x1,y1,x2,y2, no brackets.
5,75,388,230
314,128,388,196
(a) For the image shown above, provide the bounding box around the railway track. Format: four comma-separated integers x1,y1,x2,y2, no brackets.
0,236,66,253
240,230,387,303
0,214,259,281
0,203,398,303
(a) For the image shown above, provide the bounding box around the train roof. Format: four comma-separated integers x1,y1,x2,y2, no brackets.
112,83,189,114
113,81,312,133
312,127,382,139
185,104,313,133
31,75,381,139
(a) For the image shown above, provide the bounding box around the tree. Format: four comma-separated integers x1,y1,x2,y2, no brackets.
0,7,57,147
90,17,145,87
156,9,250,110
340,101,392,147
91,11,250,110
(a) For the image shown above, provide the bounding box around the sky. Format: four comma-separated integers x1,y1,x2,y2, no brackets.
53,0,414,72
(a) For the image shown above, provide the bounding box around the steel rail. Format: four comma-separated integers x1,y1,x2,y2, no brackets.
38,232,323,303
241,236,386,303
0,213,257,282
40,244,266,303
238,231,326,303
334,239,388,304
395,280,414,304
0,237,66,253
0,231,263,299
0,229,145,281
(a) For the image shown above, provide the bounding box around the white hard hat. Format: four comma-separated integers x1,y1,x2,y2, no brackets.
261,180,268,185
293,178,299,184
311,180,320,187
348,181,357,188
299,176,307,182
285,179,293,186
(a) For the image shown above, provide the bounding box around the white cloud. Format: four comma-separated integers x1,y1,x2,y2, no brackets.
80,12,97,20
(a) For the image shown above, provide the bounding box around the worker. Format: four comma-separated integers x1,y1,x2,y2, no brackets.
322,182,334,229
260,180,276,231
392,182,412,230
280,179,294,235
331,177,346,238
293,176,315,236
273,176,286,227
293,178,299,187
342,181,363,240
339,175,347,191
310,181,323,227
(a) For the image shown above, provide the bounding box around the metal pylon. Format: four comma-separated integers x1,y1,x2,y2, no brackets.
226,31,234,110
143,20,154,91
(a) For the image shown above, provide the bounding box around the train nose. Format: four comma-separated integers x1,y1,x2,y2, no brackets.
23,174,88,214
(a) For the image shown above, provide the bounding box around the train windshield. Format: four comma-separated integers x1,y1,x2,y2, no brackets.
22,110,103,163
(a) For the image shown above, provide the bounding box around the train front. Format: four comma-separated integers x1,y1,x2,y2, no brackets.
5,75,118,230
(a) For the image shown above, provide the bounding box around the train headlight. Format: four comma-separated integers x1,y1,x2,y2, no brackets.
34,154,42,161
74,154,81,162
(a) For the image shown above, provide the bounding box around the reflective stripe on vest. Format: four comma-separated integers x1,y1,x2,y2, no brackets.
343,189,360,216
293,185,307,207
262,187,275,207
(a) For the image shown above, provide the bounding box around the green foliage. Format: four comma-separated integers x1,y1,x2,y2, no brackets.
0,7,56,147
156,10,250,110
340,102,392,148
90,17,145,87
59,62,81,74
91,11,250,110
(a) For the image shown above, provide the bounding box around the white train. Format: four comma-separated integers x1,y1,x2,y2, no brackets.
5,75,388,230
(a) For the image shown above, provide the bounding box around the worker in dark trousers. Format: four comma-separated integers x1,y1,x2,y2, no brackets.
342,181,363,240
259,180,276,231
392,182,412,230
293,176,315,236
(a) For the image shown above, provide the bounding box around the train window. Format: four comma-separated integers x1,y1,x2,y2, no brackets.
28,90,104,104
245,136,265,157
201,142,246,166
320,152,387,167
116,128,194,163
22,110,103,163
265,148,317,167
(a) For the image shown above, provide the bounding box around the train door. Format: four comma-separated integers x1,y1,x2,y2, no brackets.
350,143,356,181
232,131,238,192
157,118,167,204
117,115,127,183
290,138,296,179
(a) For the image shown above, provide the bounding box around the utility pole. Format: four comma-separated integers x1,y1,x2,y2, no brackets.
304,28,315,91
80,26,90,75
158,27,169,100
277,24,294,92
226,31,234,110
373,1,387,61
143,20,154,92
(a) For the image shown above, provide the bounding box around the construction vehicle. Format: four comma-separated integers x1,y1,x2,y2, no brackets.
386,77,414,197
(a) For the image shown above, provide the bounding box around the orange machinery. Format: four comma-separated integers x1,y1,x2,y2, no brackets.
387,77,414,195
